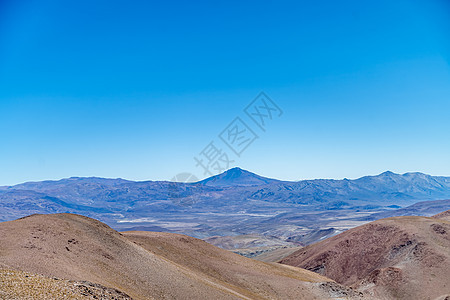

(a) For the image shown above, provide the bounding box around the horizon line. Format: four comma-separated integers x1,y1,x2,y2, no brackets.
1,168,447,187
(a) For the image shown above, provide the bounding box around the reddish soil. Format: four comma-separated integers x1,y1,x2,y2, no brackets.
280,215,450,300
433,210,450,221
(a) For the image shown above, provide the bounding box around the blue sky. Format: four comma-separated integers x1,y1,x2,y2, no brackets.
0,0,449,185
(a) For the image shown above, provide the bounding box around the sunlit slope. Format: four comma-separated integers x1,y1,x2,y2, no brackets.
281,215,450,299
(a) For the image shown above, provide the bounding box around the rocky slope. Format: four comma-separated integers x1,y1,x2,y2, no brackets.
280,215,450,299
0,269,131,299
433,210,450,221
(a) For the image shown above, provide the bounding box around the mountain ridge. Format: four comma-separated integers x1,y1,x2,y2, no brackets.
2,168,449,188
1,168,449,247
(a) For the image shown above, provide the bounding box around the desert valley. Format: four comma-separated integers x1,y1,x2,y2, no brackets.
0,169,449,299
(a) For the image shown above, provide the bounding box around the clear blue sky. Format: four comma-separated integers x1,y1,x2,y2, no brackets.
0,0,449,185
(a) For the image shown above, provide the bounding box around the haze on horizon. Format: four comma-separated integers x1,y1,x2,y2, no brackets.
0,0,449,186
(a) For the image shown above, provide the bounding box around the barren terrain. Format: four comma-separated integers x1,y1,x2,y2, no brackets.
0,213,363,299
280,215,450,299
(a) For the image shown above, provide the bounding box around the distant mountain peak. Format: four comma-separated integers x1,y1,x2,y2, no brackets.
199,167,279,187
223,167,253,177
379,171,398,176
403,172,429,178
377,171,433,179
228,167,243,171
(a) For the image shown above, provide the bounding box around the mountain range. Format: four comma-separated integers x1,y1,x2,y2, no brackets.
0,168,449,245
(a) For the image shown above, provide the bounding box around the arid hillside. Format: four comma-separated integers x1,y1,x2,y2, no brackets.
280,215,450,300
0,213,361,299
123,231,321,298
433,210,450,221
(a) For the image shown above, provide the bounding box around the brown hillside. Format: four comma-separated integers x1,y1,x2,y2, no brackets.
433,210,450,221
0,213,238,299
123,231,332,299
280,215,450,300
0,213,357,299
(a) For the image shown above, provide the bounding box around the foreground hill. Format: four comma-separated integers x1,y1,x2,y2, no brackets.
0,213,360,299
280,215,450,299
122,231,342,299
433,210,450,221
